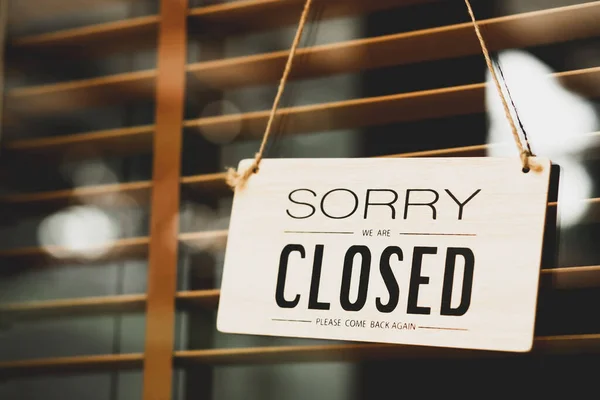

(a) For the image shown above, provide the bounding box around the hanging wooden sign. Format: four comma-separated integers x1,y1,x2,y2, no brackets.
217,158,552,352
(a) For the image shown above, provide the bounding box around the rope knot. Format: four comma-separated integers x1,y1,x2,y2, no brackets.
226,154,261,190
465,0,538,173
225,0,313,191
520,151,532,173
520,150,542,173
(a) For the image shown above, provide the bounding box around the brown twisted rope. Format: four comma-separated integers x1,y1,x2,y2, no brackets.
463,0,538,172
227,0,314,189
226,0,537,189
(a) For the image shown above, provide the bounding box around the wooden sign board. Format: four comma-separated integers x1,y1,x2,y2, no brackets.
217,158,552,352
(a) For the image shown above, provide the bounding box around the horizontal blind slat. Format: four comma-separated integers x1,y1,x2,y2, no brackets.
8,2,600,115
13,265,596,320
7,65,597,158
4,333,595,375
0,353,143,377
4,125,154,160
0,236,150,265
0,290,220,319
4,144,600,211
184,66,600,137
8,0,141,26
0,294,147,318
188,0,435,33
11,15,159,56
10,0,433,54
187,1,600,88
6,70,156,116
0,230,230,266
172,334,600,365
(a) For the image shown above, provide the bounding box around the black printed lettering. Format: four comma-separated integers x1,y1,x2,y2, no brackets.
275,244,304,308
441,247,475,316
407,246,437,315
364,189,399,219
308,245,331,310
286,189,317,219
340,246,371,311
376,246,402,313
404,189,440,220
320,189,360,219
444,189,481,220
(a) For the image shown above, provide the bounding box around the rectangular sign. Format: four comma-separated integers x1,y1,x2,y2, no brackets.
217,158,552,352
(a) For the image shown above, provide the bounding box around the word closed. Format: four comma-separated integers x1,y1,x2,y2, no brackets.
217,158,551,352
275,244,474,316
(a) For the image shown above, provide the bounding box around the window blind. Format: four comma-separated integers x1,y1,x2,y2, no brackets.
1,0,600,399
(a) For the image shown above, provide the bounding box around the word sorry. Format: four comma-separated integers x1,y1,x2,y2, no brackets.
286,188,481,220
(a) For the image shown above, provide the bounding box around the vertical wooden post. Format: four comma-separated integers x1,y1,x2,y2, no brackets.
143,0,187,399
